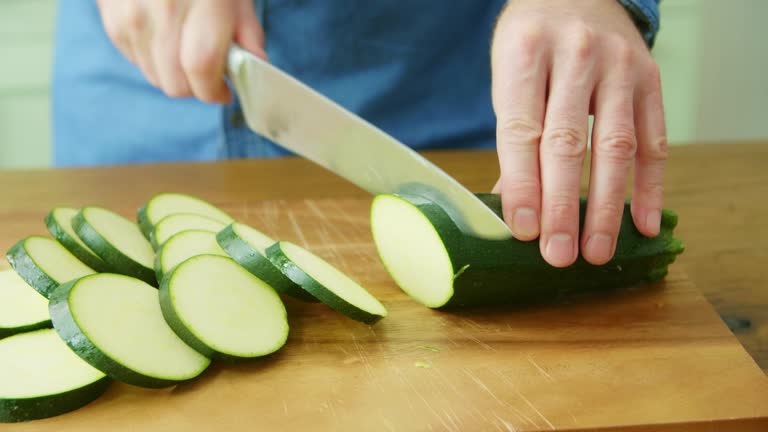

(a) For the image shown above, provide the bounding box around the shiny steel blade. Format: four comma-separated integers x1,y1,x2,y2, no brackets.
227,45,512,240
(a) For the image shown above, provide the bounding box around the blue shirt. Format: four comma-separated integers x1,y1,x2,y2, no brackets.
51,0,660,167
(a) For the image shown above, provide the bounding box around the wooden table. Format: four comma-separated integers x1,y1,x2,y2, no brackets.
1,141,767,431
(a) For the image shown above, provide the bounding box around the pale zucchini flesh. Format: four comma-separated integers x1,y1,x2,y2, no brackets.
138,193,234,240
73,207,156,285
49,273,211,388
160,255,289,360
6,236,96,298
370,195,454,308
0,270,51,339
45,208,110,272
0,329,110,423
150,213,228,250
155,230,227,282
267,242,387,324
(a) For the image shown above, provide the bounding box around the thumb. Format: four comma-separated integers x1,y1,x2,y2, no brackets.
234,0,268,60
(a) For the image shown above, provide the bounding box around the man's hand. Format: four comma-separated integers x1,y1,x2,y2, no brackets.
96,0,266,103
491,0,667,267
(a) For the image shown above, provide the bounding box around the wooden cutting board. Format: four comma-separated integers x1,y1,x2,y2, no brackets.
3,196,767,432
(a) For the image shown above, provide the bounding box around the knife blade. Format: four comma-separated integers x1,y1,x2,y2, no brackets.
226,45,512,240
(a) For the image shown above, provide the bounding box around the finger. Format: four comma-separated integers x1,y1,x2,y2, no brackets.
150,0,192,97
539,28,596,267
632,62,668,237
491,178,502,194
582,61,636,265
491,23,549,241
234,0,268,60
97,0,137,64
124,3,159,86
180,0,235,103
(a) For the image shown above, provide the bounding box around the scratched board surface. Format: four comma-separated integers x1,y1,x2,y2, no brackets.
4,198,768,432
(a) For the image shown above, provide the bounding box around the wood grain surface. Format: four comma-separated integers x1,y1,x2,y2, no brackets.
1,141,767,431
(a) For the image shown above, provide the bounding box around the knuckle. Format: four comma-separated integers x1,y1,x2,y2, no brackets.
501,177,541,197
609,36,636,68
637,180,665,200
640,136,669,161
645,60,662,87
125,4,146,33
497,117,544,148
597,129,637,161
546,195,579,222
543,126,587,160
181,48,217,77
515,23,547,57
592,201,625,225
569,23,595,61
156,0,180,17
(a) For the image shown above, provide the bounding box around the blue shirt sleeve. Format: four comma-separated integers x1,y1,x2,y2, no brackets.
616,0,661,47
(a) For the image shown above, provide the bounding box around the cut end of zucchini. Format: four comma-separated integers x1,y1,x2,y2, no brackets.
6,236,95,298
155,230,227,282
217,223,319,302
0,270,51,339
371,195,454,308
138,193,234,241
49,273,211,388
160,255,289,359
150,213,228,250
267,241,387,324
74,207,156,285
0,329,109,423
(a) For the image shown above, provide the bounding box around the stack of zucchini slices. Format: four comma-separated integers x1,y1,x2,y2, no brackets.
1,192,386,423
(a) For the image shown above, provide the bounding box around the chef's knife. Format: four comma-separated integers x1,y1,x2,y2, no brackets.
226,45,512,240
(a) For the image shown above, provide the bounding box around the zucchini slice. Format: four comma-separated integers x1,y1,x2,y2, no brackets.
0,329,110,423
45,207,110,272
0,270,51,339
137,193,234,240
155,230,227,282
160,255,289,360
6,236,95,298
49,273,211,388
217,223,318,302
371,193,686,309
267,242,387,324
73,207,156,286
150,213,228,250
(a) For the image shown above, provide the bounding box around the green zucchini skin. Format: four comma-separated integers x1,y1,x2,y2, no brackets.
0,320,51,341
136,205,154,241
45,211,111,273
376,193,685,309
0,376,110,423
6,239,60,299
49,278,180,389
157,277,216,359
216,225,318,303
266,243,383,325
72,212,157,287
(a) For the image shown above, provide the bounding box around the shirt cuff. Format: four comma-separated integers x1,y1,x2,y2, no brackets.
616,0,661,48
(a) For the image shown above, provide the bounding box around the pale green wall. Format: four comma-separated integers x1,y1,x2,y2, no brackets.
0,0,765,169
0,0,55,169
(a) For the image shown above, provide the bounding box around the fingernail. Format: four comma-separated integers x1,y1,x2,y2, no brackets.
645,209,661,235
545,233,575,267
586,233,613,264
513,208,539,238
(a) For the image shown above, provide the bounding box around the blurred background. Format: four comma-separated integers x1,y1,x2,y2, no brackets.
0,0,766,169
